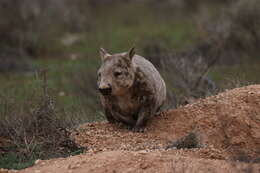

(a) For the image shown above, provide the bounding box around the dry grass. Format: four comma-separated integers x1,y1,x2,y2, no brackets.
0,70,83,169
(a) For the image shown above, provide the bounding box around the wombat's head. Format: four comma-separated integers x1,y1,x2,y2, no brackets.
97,47,135,96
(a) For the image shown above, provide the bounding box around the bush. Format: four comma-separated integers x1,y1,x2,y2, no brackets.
0,0,90,58
229,0,260,52
142,41,218,107
166,131,202,149
196,0,260,63
0,70,83,170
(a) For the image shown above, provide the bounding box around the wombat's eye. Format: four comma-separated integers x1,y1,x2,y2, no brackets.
114,71,122,77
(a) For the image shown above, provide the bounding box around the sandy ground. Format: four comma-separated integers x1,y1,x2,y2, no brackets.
3,85,260,173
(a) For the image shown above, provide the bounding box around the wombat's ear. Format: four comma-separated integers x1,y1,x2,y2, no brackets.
100,47,110,61
127,47,135,60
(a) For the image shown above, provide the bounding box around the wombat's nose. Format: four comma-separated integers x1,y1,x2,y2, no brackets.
99,85,112,95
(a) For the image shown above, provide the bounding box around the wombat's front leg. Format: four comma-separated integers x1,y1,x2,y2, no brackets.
132,101,156,132
132,110,152,132
105,109,117,123
114,112,136,127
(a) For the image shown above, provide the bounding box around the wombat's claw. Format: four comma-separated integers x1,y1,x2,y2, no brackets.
132,126,145,133
126,126,132,130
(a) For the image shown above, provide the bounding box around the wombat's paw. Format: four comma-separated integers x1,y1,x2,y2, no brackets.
132,126,145,133
126,125,133,130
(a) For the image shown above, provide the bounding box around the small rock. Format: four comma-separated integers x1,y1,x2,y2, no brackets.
34,159,41,165
140,162,149,169
138,150,148,154
68,162,80,170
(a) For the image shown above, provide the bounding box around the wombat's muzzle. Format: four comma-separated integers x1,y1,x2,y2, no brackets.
99,86,112,95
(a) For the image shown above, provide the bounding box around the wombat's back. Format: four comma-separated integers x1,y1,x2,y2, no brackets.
132,55,166,108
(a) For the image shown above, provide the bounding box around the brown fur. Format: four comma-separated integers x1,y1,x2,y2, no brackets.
97,48,166,132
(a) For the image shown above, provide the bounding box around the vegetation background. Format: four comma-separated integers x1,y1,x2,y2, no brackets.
0,0,259,170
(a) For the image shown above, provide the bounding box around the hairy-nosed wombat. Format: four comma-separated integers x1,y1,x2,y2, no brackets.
97,47,166,132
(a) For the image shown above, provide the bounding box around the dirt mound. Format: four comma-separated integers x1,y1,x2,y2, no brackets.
74,85,260,159
10,85,260,172
18,151,259,173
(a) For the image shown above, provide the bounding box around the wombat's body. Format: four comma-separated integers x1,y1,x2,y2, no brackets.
97,48,166,132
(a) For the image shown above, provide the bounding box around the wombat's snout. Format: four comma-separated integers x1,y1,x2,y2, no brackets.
99,85,112,95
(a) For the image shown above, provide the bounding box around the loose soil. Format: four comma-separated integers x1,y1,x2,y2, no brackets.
4,85,260,173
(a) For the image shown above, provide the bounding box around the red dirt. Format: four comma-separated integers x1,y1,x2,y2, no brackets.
5,85,260,173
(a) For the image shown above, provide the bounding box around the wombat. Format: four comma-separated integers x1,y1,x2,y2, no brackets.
97,47,166,132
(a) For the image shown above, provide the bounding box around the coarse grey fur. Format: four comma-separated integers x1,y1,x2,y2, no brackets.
97,47,166,132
